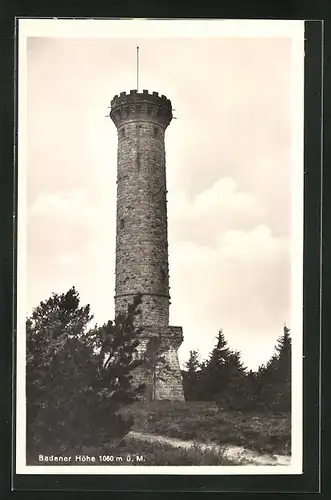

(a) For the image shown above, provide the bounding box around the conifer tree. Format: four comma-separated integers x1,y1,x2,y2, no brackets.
273,325,291,411
256,325,292,412
182,350,202,401
90,293,146,405
215,349,247,409
26,288,145,459
26,287,94,453
199,330,233,402
244,369,261,409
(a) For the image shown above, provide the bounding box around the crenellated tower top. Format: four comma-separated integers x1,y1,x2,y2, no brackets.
109,89,173,129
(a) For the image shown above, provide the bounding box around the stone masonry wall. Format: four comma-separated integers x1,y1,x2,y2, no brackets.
114,119,169,324
110,90,184,401
133,326,185,401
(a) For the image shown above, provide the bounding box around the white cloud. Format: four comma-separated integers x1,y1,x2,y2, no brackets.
24,35,295,370
170,225,289,369
167,175,290,369
28,189,100,254
26,188,116,323
168,177,265,246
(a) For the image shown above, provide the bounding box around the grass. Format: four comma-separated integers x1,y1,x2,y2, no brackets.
119,401,291,456
28,439,235,466
27,401,291,465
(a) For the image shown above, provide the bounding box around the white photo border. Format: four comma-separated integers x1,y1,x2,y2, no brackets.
16,18,305,476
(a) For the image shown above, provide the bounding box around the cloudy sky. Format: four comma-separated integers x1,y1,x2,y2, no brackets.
21,20,304,370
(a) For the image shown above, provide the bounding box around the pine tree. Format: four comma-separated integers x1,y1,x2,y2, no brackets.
216,349,247,409
244,369,261,409
227,350,246,378
199,330,233,402
273,325,291,411
26,287,94,454
256,325,292,412
90,293,146,404
185,350,201,375
26,288,145,459
182,350,202,401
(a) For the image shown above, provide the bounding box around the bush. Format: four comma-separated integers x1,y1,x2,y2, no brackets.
26,289,145,462
120,401,291,456
28,438,235,466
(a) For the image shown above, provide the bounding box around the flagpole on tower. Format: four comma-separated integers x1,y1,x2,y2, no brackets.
136,45,139,92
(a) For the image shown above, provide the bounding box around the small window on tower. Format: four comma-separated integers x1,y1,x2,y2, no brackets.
120,128,125,138
120,219,124,229
153,126,159,137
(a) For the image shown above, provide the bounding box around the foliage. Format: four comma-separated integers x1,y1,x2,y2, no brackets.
119,439,234,466
215,350,248,410
26,288,145,461
139,335,172,402
180,325,292,414
196,330,247,404
182,350,202,401
26,285,292,462
255,325,292,412
119,401,291,456
28,437,235,466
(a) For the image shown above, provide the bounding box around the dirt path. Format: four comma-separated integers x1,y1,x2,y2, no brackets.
127,431,291,466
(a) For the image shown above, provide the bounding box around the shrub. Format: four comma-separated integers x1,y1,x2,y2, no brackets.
26,289,145,462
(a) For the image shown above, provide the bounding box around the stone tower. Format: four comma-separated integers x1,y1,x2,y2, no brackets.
109,89,185,401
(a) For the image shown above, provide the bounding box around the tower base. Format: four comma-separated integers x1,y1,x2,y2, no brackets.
135,325,185,402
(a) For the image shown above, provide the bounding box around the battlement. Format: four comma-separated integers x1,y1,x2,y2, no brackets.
110,89,173,129
111,89,171,108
